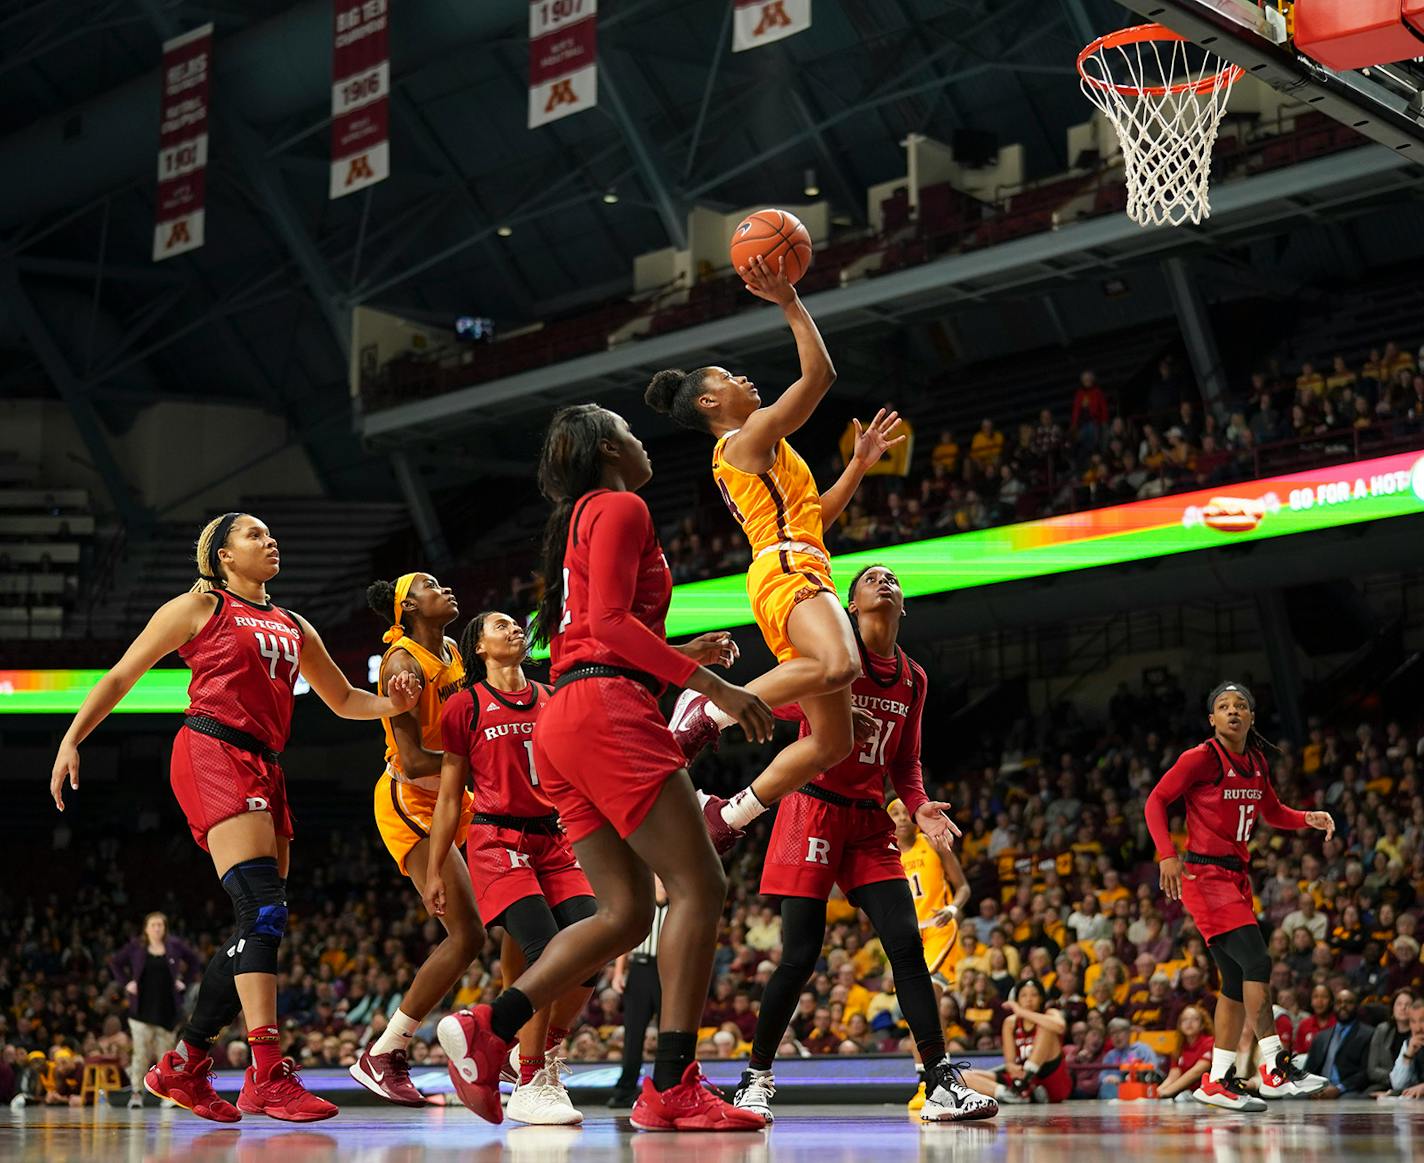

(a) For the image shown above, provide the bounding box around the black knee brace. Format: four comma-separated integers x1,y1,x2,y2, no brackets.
222,857,286,976
552,895,601,987
1209,923,1270,1001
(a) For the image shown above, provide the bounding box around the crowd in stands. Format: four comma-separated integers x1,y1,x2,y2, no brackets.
4,672,1423,1104
661,340,1424,582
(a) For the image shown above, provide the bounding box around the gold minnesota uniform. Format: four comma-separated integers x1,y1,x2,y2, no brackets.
373,635,473,875
901,834,959,979
712,432,835,662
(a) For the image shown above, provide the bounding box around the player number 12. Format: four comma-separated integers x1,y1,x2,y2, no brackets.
1235,803,1256,843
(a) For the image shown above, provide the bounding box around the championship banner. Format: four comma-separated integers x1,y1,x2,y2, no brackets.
529,0,597,129
153,23,211,261
732,0,811,53
331,0,390,199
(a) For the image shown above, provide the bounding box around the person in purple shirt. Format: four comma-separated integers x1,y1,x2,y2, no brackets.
108,912,200,1107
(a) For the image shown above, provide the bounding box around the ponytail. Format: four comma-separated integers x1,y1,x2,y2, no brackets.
190,512,242,594
531,404,621,650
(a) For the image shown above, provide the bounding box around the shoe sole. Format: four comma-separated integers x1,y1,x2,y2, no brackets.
921,1102,999,1122
347,1061,429,1108
506,1104,584,1126
1194,1090,1265,1112
237,1100,339,1122
144,1073,241,1124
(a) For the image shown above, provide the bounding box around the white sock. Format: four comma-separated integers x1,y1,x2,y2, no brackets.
705,700,736,730
722,787,768,829
1210,1046,1236,1082
371,1009,421,1056
1256,1034,1282,1069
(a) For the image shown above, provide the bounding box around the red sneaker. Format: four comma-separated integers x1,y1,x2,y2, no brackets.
669,691,721,765
630,1063,767,1132
700,794,745,856
436,1005,513,1124
348,1045,427,1107
237,1059,338,1122
144,1050,241,1123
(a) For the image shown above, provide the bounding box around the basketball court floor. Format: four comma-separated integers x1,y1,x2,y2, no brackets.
7,1101,1421,1163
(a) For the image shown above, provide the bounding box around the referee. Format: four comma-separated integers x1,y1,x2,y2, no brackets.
609,877,668,1107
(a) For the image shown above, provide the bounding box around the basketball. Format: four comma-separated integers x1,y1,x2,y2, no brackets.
730,208,814,285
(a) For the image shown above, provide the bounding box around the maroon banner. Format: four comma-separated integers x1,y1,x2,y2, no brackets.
153,23,211,261
331,0,389,199
529,0,597,129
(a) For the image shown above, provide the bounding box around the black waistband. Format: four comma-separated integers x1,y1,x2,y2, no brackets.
1185,851,1245,871
472,812,562,835
797,784,881,811
553,664,659,696
183,715,281,764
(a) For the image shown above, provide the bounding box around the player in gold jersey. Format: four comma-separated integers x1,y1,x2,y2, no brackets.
354,572,486,1105
645,255,904,852
889,796,970,1111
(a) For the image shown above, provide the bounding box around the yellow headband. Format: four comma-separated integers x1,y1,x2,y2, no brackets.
382,573,419,643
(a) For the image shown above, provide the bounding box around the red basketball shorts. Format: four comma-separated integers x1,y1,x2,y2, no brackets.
760,791,904,899
169,726,293,852
1181,864,1257,942
465,822,592,924
532,676,686,844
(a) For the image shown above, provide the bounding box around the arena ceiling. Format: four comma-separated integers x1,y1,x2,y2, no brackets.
0,0,1135,508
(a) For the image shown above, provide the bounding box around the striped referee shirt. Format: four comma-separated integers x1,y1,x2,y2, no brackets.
632,901,668,959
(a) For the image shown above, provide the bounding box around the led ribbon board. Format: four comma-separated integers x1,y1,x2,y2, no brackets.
6,451,1422,702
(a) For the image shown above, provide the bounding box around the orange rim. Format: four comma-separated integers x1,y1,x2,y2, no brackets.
1077,22,1244,98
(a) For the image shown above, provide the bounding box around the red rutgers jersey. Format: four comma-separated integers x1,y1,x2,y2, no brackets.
805,643,929,812
547,489,697,689
1145,738,1307,863
179,590,303,752
441,681,556,817
1010,1019,1036,1064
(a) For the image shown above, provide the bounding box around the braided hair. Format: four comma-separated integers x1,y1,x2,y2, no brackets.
532,404,622,649
1206,680,1280,759
458,611,497,688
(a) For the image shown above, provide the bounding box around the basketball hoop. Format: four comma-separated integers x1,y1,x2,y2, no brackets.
1077,24,1243,228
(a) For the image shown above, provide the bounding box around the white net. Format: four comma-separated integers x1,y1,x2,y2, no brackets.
1078,29,1242,228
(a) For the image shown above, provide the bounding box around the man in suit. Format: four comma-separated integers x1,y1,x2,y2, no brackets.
1304,989,1374,1098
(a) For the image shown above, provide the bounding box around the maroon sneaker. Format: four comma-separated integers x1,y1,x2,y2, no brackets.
630,1063,766,1132
144,1050,241,1123
349,1045,427,1107
669,691,721,765
700,793,745,856
237,1059,338,1122
437,1005,513,1124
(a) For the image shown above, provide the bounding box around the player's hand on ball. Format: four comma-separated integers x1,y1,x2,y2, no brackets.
385,670,421,714
50,743,80,811
1158,855,1194,901
679,631,739,669
851,707,877,742
915,801,962,852
739,254,796,305
851,408,907,468
1304,811,1334,841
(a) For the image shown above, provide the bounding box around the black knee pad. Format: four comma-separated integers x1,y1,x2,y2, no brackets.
495,894,562,966
1211,943,1244,1002
221,857,286,976
1210,923,1270,998
549,896,601,986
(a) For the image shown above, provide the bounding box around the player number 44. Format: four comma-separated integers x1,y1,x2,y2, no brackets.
254,631,300,683
1235,803,1257,843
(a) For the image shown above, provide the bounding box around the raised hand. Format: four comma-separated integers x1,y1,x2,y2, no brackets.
915,801,963,852
739,253,796,306
1304,811,1335,841
852,408,907,468
678,631,740,669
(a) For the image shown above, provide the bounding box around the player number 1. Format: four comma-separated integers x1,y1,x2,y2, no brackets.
909,871,922,899
1235,803,1256,842
523,740,540,787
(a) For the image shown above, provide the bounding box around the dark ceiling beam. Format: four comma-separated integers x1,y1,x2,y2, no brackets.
0,260,147,527
598,53,689,250
13,255,184,284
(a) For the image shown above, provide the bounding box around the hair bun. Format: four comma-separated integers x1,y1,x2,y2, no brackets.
644,369,686,415
366,579,396,617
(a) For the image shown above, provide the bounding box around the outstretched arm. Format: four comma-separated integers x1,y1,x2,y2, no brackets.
724,256,836,469
297,614,419,720
819,409,906,527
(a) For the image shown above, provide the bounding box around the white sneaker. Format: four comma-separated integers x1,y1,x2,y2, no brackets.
127,1091,144,1109
1258,1053,1326,1099
924,1062,999,1122
994,1082,1027,1104
506,1066,583,1125
1193,1072,1267,1112
732,1068,776,1123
